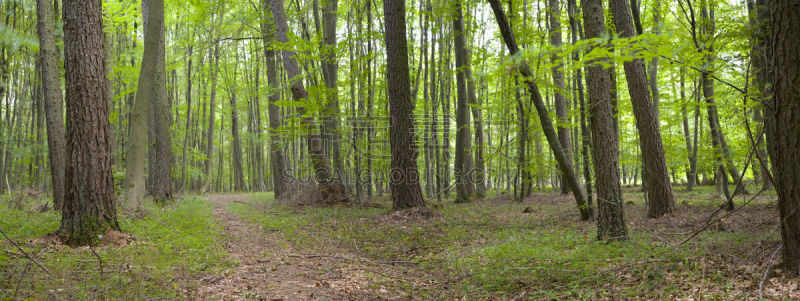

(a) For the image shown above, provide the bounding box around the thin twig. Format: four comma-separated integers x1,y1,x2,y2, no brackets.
0,227,54,277
89,245,104,276
759,244,782,299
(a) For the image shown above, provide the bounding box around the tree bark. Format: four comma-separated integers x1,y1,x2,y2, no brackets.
384,0,426,210
147,0,171,201
488,0,592,221
124,0,164,208
260,0,291,198
36,0,67,210
609,0,675,218
581,0,627,239
60,0,120,245
547,0,574,195
766,0,800,275
201,44,219,193
453,0,470,203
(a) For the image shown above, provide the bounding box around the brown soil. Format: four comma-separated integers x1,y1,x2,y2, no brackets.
194,194,425,300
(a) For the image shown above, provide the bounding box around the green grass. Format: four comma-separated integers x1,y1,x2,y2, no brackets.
230,191,779,299
1,196,233,300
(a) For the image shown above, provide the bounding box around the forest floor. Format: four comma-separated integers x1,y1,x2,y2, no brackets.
1,185,800,300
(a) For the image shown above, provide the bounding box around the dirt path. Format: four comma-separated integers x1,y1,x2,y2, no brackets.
195,194,417,301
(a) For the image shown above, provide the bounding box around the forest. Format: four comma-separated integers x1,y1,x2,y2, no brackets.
0,0,799,298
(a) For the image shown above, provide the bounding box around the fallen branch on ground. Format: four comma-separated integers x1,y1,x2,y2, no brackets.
759,244,782,299
287,253,418,266
0,227,54,277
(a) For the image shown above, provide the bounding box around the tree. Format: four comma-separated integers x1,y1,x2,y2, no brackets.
547,0,574,195
36,0,66,210
125,0,164,208
201,43,220,193
609,0,675,218
146,0,172,201
488,0,593,221
452,0,470,203
384,0,426,210
582,0,627,239
60,0,120,245
269,0,348,202
260,0,290,198
765,0,800,274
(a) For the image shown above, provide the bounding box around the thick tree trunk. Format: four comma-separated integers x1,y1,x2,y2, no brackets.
766,0,800,274
60,0,120,245
36,0,67,210
609,0,675,218
488,0,592,221
580,0,626,239
125,0,164,208
384,0,426,210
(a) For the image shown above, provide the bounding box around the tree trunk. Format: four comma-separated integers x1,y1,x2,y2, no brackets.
548,0,574,195
609,0,675,218
229,51,246,192
260,0,291,198
36,0,67,210
60,0,120,245
201,44,219,193
180,44,193,190
766,0,800,275
750,0,772,191
383,0,426,210
125,0,164,208
567,0,593,213
269,0,346,199
147,0,171,201
488,0,592,221
580,0,627,239
453,0,470,203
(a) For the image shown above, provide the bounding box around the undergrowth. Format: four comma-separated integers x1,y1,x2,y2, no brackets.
230,190,781,299
0,196,232,300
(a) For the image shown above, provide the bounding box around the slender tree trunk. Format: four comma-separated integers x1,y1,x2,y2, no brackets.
567,0,593,212
60,0,120,245
269,0,347,201
201,44,219,193
180,44,194,190
36,0,67,210
548,0,574,195
229,51,246,191
384,0,426,209
453,0,470,203
609,0,675,218
488,0,592,221
148,0,171,201
260,0,290,198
